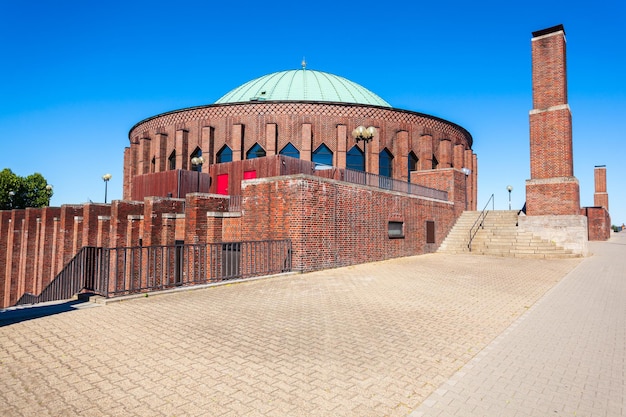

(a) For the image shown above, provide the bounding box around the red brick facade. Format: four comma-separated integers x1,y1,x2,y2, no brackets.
526,24,581,216
124,101,477,210
593,165,609,211
584,207,611,241
0,164,467,307
239,175,455,272
525,25,610,242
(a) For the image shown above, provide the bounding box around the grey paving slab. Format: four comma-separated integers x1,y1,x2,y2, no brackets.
411,231,626,417
0,245,584,416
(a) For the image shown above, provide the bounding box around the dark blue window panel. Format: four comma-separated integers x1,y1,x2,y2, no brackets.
246,143,266,159
346,146,364,172
217,146,232,163
279,143,300,159
379,148,393,177
312,144,333,167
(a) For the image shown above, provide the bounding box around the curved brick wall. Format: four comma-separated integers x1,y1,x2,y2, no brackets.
124,101,476,200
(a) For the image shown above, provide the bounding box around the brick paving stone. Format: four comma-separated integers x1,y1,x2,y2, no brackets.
1,247,583,416
410,231,626,417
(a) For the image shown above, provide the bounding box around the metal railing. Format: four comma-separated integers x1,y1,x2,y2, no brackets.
228,195,242,212
337,166,448,201
15,247,104,305
468,194,494,252
15,240,292,306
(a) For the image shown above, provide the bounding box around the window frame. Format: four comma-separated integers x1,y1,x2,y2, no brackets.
388,221,405,239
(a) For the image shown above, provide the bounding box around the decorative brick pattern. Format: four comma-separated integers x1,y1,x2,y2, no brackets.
124,102,474,200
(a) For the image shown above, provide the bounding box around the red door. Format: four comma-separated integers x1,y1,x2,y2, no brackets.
217,174,229,195
243,170,257,180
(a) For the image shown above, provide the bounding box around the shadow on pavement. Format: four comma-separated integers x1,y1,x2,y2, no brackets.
0,295,99,327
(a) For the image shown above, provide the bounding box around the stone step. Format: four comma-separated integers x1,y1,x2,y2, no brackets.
439,210,575,258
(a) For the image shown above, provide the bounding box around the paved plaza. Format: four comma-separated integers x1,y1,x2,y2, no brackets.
1,232,624,416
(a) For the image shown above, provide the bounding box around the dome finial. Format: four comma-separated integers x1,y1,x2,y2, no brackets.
301,57,306,70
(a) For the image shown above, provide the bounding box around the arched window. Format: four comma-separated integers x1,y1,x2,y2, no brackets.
246,143,266,159
168,150,176,170
408,151,418,181
312,144,333,167
346,146,364,172
379,148,393,177
432,155,439,170
279,142,300,159
190,147,203,172
151,157,156,173
216,145,232,163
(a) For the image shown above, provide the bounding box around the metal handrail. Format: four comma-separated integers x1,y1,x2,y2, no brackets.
15,247,101,305
468,194,494,252
15,240,292,306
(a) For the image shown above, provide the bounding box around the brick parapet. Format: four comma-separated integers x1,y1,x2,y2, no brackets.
240,174,458,272
184,193,230,244
411,169,467,217
142,197,185,246
110,200,144,248
81,204,111,247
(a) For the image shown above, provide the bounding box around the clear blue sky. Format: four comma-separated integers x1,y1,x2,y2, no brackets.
1,1,624,224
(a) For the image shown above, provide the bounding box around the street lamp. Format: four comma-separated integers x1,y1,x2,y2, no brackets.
507,185,513,210
8,191,15,209
102,173,112,204
45,184,53,206
461,168,472,210
191,156,205,192
351,125,376,172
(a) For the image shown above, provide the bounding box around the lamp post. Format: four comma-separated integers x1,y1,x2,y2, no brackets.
351,125,376,172
507,185,513,210
45,184,53,206
8,191,15,209
102,173,112,204
461,167,472,210
191,156,205,192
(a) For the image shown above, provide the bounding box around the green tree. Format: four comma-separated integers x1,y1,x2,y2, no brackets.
0,169,53,210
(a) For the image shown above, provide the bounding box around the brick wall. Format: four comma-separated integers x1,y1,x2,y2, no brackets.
0,169,464,306
125,102,475,200
528,25,580,216
593,166,609,211
584,207,611,241
240,174,457,272
411,169,469,216
526,178,581,216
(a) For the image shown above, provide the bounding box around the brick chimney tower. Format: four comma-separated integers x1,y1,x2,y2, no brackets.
525,24,581,215
519,24,588,255
593,165,609,211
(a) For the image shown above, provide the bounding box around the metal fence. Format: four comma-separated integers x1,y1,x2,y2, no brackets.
15,240,292,306
342,167,448,200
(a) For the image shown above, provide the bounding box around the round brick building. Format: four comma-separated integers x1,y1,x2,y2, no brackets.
124,65,476,207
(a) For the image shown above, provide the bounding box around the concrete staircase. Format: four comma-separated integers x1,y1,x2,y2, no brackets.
438,210,580,258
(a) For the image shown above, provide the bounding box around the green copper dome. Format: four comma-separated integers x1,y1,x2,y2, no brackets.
215,68,391,107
